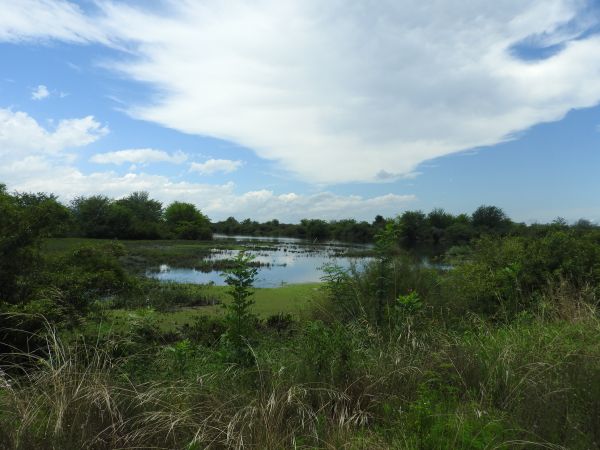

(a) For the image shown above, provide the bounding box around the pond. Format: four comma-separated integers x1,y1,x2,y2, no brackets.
147,235,374,288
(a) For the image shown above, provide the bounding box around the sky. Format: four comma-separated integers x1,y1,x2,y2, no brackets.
0,0,599,223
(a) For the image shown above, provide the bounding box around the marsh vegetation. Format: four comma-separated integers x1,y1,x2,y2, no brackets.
2,184,600,449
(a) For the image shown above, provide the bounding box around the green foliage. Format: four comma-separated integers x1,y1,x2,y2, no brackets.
4,184,600,448
163,339,195,377
45,243,132,314
395,290,422,313
320,263,362,321
221,251,259,364
0,186,71,303
471,204,511,233
178,316,226,346
115,191,164,239
402,384,511,449
264,312,295,335
300,218,331,241
293,320,365,385
70,192,166,239
398,210,427,247
70,195,117,238
164,201,212,240
446,230,600,318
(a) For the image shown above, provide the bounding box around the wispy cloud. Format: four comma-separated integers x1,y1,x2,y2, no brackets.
90,148,187,165
189,159,243,175
31,84,49,100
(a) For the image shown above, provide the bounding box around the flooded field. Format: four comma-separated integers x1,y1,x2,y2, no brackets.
147,235,373,288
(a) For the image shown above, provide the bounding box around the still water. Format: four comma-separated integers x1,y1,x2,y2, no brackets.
147,235,373,288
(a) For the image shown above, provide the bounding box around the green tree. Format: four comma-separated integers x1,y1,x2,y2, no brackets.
164,201,212,240
70,195,117,238
427,208,454,245
115,191,163,239
300,219,331,241
15,192,72,236
398,210,427,247
471,205,511,232
0,185,70,302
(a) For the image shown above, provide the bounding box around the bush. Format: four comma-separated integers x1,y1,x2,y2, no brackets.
178,316,226,347
445,231,600,318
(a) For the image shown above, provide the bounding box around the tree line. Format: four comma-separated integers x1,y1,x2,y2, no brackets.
213,205,598,248
1,183,597,247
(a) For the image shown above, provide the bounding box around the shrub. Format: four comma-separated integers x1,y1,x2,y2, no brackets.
221,251,259,365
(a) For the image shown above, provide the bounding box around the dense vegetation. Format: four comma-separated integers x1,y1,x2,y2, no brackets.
2,183,598,247
2,184,600,449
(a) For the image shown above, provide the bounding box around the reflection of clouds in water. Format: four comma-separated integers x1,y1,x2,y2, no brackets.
271,254,296,266
149,237,374,287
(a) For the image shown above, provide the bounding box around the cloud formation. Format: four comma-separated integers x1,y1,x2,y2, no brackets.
189,159,243,175
90,148,187,165
31,84,49,100
0,108,411,221
0,0,106,44
2,163,415,222
0,108,107,156
2,1,600,184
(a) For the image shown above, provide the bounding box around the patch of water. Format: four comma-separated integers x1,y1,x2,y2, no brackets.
147,236,373,288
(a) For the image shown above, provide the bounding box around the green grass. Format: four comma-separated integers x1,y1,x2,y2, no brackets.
99,283,322,333
44,237,245,272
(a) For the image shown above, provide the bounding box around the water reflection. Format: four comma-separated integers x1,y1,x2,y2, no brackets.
148,235,373,288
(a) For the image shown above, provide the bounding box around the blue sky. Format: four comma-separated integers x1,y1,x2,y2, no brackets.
0,0,599,223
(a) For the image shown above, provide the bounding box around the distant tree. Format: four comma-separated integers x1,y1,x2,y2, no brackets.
551,217,569,229
115,191,163,239
70,195,116,238
164,201,212,240
398,210,427,246
574,218,595,231
427,208,454,245
300,219,331,241
428,208,454,229
372,214,387,234
331,219,373,243
471,205,510,232
216,216,240,235
15,191,72,236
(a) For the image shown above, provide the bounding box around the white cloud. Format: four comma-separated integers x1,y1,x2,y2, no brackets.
31,84,49,100
205,190,416,222
0,0,107,44
3,1,600,184
0,107,413,221
90,148,187,165
0,108,107,156
2,165,415,221
189,159,243,175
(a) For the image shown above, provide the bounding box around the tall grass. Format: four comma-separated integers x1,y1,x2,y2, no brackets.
1,277,599,449
0,324,377,449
